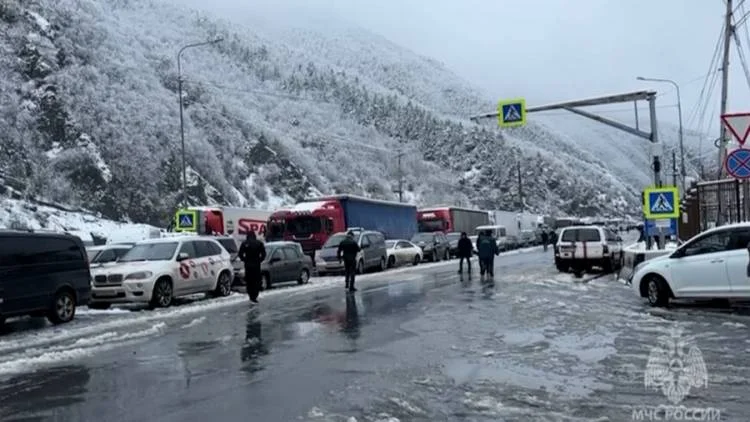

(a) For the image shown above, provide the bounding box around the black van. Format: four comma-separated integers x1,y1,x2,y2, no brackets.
0,231,91,326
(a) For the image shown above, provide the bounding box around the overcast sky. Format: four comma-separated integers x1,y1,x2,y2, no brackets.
177,0,748,135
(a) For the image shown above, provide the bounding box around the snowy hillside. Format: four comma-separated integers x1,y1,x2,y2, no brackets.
0,0,711,226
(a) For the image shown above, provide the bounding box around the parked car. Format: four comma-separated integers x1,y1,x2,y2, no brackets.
554,225,623,273
315,229,388,275
0,230,91,325
469,235,479,255
385,240,423,267
88,236,234,309
631,222,750,307
445,232,462,257
505,235,521,250
519,230,537,247
213,236,243,285
411,232,451,262
260,241,313,289
86,244,133,267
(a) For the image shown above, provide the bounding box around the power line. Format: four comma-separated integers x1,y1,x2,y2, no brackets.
687,23,724,130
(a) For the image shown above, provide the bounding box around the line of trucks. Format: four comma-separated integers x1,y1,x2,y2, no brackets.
167,195,565,263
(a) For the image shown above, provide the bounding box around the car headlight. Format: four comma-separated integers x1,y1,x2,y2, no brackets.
125,271,153,280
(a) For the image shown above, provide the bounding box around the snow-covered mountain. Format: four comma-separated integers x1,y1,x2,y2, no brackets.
0,0,713,227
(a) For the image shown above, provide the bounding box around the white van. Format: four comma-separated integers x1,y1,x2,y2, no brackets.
555,225,623,273
475,225,508,250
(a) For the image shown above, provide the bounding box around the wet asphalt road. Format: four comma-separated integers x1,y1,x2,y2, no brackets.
2,246,750,421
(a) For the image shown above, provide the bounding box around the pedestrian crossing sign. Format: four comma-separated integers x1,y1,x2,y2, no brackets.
643,186,679,219
175,209,197,231
497,98,526,128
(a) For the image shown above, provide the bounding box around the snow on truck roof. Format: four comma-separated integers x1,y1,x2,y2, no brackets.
418,206,487,213
304,195,417,209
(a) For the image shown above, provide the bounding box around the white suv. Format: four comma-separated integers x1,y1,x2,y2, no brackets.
89,236,234,309
632,222,750,307
554,225,623,273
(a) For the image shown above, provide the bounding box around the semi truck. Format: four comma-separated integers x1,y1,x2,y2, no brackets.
266,195,417,257
173,206,271,241
417,206,489,234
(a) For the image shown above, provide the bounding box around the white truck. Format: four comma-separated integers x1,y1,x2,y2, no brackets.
173,206,271,242
488,211,540,236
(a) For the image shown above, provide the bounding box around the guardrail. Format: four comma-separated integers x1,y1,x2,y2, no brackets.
617,242,677,284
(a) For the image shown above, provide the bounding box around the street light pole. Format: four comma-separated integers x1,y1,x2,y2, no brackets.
636,76,686,193
177,38,223,207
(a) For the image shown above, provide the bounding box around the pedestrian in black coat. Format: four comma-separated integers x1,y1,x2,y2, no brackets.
541,230,549,251
337,231,361,292
238,232,266,303
456,232,473,274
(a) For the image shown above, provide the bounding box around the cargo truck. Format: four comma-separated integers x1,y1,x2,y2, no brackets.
417,207,489,234
266,195,417,258
173,206,271,241
488,210,541,236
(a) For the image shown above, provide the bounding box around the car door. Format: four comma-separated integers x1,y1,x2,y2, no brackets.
669,229,732,297
394,241,409,265
723,227,750,296
176,241,201,294
193,241,219,291
359,235,372,267
267,248,287,281
202,240,226,289
282,246,303,281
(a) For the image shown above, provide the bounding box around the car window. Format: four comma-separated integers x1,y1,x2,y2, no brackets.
93,249,117,263
282,247,299,260
192,241,213,258
385,240,397,249
323,234,347,248
396,241,408,249
270,249,283,261
217,238,238,254
114,248,131,258
729,228,750,250
0,236,83,266
684,230,732,256
179,241,198,259
361,236,371,247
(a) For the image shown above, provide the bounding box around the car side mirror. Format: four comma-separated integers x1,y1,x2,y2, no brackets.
176,252,190,261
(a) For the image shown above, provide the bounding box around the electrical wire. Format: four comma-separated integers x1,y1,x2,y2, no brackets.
687,23,724,130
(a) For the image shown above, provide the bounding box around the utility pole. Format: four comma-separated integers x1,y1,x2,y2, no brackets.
177,38,223,207
634,100,639,131
394,150,405,202
672,150,678,187
516,160,524,211
717,0,733,225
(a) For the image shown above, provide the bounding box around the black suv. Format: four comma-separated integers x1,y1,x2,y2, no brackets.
411,232,451,262
0,231,91,326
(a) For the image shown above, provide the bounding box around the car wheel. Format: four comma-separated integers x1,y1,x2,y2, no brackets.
87,303,111,310
603,256,614,274
645,275,670,307
213,271,232,297
261,272,272,290
379,257,387,272
297,269,310,285
47,289,76,324
387,256,396,268
356,259,365,274
149,278,173,308
413,255,420,266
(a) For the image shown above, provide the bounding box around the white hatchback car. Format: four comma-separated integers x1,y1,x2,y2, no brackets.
632,222,750,307
89,236,234,309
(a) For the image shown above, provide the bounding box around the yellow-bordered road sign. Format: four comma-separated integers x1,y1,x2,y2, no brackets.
497,98,526,128
643,186,679,219
175,209,198,232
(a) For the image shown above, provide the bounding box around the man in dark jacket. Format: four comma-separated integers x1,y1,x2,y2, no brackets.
238,232,266,303
477,230,499,278
541,230,549,251
457,232,473,274
337,231,361,292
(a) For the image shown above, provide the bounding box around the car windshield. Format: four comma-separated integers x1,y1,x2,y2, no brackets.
446,233,461,242
119,242,177,262
287,216,322,236
411,233,434,242
323,234,347,248
417,219,445,232
385,240,397,248
87,249,102,262
217,238,238,254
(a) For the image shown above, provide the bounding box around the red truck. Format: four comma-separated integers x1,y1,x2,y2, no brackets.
266,195,417,258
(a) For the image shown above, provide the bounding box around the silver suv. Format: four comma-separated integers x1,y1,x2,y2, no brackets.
315,229,388,275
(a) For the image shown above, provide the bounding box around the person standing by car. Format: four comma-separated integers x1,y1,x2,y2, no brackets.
238,232,266,304
457,232,473,274
337,231,361,292
477,230,499,278
541,230,549,251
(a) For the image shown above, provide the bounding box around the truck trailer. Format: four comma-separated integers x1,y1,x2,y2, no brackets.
266,195,417,257
173,206,271,241
417,206,489,234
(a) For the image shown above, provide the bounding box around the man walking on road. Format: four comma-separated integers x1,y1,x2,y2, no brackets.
541,230,549,252
337,231,361,292
477,230,499,279
238,231,266,304
457,232,473,274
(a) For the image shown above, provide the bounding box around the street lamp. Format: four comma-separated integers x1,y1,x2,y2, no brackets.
177,38,223,207
636,76,686,193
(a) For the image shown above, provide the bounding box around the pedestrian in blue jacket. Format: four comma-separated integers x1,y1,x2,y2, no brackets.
476,230,499,278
